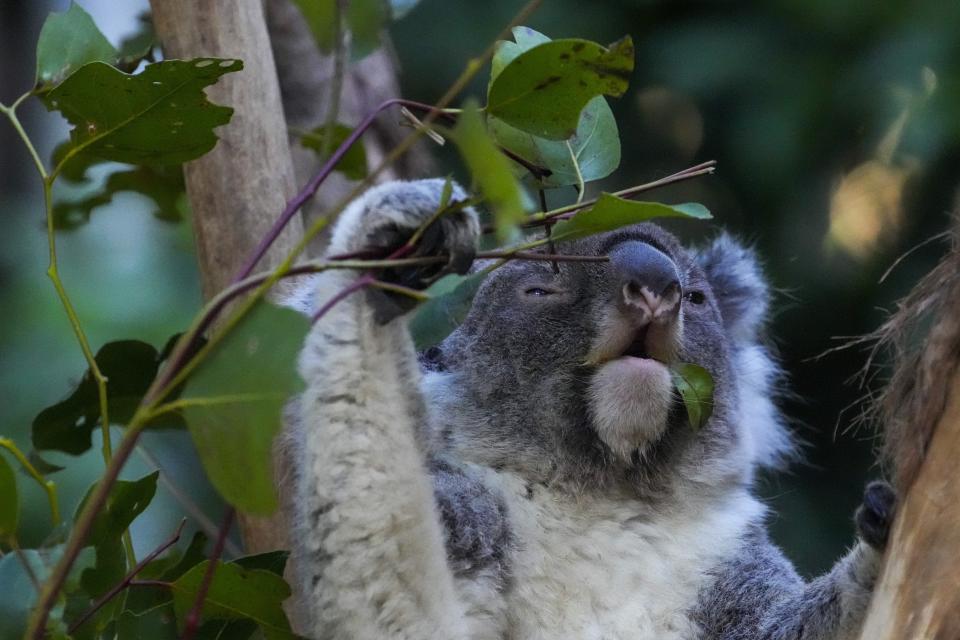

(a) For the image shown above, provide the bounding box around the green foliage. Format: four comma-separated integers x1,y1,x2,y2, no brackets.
45,58,242,166
551,193,711,241
670,363,715,430
35,2,118,87
488,28,621,187
0,453,18,538
180,303,308,515
171,561,296,639
299,123,368,180
33,340,184,457
409,271,489,349
452,102,526,242
291,0,388,59
487,35,634,140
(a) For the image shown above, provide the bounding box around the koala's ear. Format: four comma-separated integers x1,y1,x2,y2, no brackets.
696,234,769,342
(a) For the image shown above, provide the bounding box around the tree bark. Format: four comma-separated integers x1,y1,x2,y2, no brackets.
148,0,303,553
857,217,960,639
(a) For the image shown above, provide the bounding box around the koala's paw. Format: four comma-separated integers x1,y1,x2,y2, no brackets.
336,179,480,323
855,480,896,550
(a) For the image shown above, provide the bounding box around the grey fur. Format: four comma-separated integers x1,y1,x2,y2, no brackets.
288,179,894,639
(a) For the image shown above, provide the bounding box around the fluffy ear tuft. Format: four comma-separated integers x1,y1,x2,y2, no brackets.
696,234,770,343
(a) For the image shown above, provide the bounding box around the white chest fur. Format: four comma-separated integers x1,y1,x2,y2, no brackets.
476,472,760,640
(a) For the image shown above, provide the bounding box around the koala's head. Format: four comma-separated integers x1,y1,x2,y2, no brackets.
423,223,792,497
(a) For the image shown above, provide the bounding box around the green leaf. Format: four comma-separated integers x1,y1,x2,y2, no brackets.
116,604,179,640
171,561,295,639
231,550,290,576
181,303,309,515
0,453,18,538
409,271,488,350
299,124,367,180
488,28,621,187
51,141,104,182
32,340,183,456
28,450,65,475
451,102,526,242
487,36,634,140
551,193,712,242
44,58,242,166
291,0,337,51
670,362,715,430
53,164,186,230
35,2,118,87
75,472,159,596
116,12,157,69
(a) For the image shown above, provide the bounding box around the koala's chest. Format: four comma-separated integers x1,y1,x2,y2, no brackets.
477,476,755,640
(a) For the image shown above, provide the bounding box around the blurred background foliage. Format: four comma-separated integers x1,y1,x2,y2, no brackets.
2,0,959,578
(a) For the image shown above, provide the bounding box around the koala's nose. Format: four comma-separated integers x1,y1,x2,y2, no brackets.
609,241,681,320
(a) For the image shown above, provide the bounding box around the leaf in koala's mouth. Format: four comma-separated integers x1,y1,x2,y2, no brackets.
669,362,714,430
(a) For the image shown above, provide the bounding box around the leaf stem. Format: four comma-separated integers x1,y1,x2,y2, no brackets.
0,101,48,180
0,439,60,526
67,519,186,634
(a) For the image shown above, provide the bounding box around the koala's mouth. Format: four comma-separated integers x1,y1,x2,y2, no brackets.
621,324,652,360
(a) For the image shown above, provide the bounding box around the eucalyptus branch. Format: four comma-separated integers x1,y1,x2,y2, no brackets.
181,509,235,640
68,520,186,634
0,438,60,526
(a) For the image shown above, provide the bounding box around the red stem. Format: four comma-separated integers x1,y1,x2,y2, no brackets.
181,508,235,640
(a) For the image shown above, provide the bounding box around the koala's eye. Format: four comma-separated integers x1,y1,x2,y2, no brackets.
684,290,706,305
525,287,555,297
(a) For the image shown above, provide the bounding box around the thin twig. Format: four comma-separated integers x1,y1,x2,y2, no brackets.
0,438,60,526
180,509,235,640
68,520,186,634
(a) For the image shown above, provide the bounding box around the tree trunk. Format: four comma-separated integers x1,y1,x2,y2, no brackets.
857,217,960,639
148,0,303,553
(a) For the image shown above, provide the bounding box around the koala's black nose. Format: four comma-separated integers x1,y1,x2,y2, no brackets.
609,241,681,319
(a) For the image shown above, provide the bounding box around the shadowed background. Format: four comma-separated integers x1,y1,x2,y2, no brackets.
2,0,958,576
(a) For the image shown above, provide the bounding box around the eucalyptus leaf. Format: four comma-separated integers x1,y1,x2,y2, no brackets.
0,453,18,538
291,0,386,59
53,164,186,230
670,362,715,430
487,36,634,140
171,561,295,639
116,605,179,640
44,58,242,166
409,271,489,350
35,2,117,86
180,303,308,515
32,340,183,456
299,124,367,180
551,193,712,242
451,102,526,242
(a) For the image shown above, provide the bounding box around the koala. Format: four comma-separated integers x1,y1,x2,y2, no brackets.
284,179,896,640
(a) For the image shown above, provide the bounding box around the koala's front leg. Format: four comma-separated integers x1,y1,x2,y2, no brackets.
294,180,479,639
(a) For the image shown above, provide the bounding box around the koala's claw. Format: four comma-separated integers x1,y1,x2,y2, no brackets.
855,480,896,550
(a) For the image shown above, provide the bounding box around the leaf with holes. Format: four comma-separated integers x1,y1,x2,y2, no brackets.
299,124,367,180
171,561,295,639
551,193,711,242
487,36,634,140
180,302,308,515
0,453,18,538
409,271,489,350
75,472,159,596
32,339,184,456
670,363,715,430
35,2,118,87
44,58,242,166
451,102,526,242
488,28,621,187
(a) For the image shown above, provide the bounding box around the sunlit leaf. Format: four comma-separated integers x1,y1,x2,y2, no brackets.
299,124,367,180
181,303,308,515
0,453,18,538
171,561,295,639
551,193,711,242
52,164,186,230
487,36,634,140
451,102,525,242
32,340,183,456
670,362,715,430
35,2,117,87
409,271,488,350
44,58,242,166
